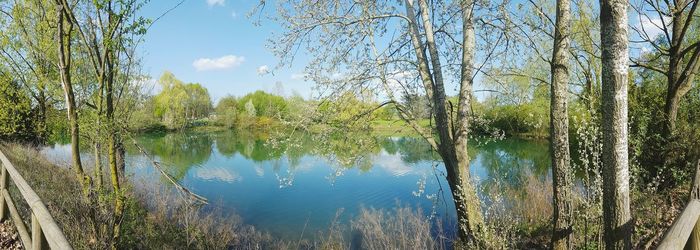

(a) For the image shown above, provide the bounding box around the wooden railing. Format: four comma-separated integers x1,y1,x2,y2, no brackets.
0,150,72,250
658,159,700,250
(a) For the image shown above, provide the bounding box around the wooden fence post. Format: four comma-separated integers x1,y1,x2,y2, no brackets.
686,159,700,250
32,213,47,250
0,163,7,221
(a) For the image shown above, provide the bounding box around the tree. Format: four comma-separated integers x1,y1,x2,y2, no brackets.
0,74,33,140
402,93,430,120
550,0,574,248
570,0,601,109
631,0,700,160
238,90,287,118
267,0,509,244
55,0,148,243
55,1,91,194
215,95,238,128
245,99,256,117
0,0,61,141
185,83,212,119
600,0,632,248
154,71,211,129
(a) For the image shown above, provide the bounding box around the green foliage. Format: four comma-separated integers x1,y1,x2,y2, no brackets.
480,85,549,138
129,96,163,132
374,104,397,120
0,76,34,140
237,90,287,118
153,71,212,130
317,91,379,129
214,95,238,128
629,69,700,189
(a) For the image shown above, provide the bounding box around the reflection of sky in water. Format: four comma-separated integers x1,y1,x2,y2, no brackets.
41,134,550,240
194,167,242,183
372,150,422,177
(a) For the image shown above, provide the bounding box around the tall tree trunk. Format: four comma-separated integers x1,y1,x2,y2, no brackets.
116,141,126,182
404,0,484,244
105,48,124,242
658,1,699,165
664,16,682,139
93,143,103,189
453,0,485,244
600,0,632,248
550,0,574,248
56,4,90,194
94,75,105,190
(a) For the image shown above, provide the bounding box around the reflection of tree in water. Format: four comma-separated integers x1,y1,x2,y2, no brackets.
214,130,317,186
381,137,440,163
476,138,550,195
216,130,308,163
132,132,213,180
215,131,238,156
130,130,553,196
221,131,445,186
263,129,387,185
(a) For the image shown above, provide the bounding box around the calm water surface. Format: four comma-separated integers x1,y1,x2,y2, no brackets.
41,131,551,239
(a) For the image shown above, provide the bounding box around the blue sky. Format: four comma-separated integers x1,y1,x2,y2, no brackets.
137,0,311,102
136,0,658,103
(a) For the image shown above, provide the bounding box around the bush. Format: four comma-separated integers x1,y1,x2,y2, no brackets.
482,102,548,137
0,79,34,141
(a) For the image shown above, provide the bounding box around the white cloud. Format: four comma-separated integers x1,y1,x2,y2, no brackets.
193,55,244,71
257,65,270,75
206,0,224,7
637,16,670,40
231,10,238,18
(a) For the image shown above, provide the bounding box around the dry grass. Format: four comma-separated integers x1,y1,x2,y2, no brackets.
482,173,553,249
0,143,113,249
350,206,447,250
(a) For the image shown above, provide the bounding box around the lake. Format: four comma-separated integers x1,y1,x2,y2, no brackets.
40,131,551,240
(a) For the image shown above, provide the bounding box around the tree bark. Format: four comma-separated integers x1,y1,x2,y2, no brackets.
404,0,484,244
56,3,90,194
550,0,574,248
94,143,103,189
104,45,124,243
600,0,632,249
453,0,485,244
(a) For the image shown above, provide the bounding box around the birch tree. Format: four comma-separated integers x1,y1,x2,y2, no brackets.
265,0,509,244
550,0,573,248
600,0,632,248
